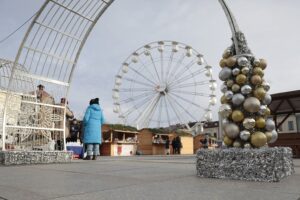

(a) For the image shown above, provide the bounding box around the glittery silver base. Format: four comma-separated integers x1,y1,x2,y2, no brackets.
0,151,73,165
196,147,294,182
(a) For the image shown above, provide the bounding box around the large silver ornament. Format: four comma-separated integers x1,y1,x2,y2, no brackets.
232,68,240,76
269,130,278,143
240,130,251,141
265,119,275,131
261,81,270,92
243,97,261,113
219,67,232,81
224,123,240,139
253,58,260,67
232,93,245,106
262,93,272,105
220,84,228,93
237,57,249,67
225,91,234,100
243,118,256,129
241,85,252,95
219,104,232,118
258,105,268,115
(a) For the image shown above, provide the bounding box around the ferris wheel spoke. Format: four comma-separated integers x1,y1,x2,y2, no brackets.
122,94,156,117
163,96,171,127
169,68,206,87
149,53,162,84
164,93,183,124
169,90,211,98
128,65,157,86
166,93,198,121
175,81,210,89
120,91,155,104
122,77,154,88
139,59,160,84
164,52,174,83
156,97,163,128
160,51,164,84
144,95,161,128
166,53,185,84
169,92,206,110
119,88,154,93
138,93,160,128
168,59,197,85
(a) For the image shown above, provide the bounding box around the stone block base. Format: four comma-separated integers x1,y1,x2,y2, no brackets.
0,151,73,166
196,147,294,182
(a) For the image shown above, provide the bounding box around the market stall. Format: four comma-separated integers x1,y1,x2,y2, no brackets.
101,127,138,156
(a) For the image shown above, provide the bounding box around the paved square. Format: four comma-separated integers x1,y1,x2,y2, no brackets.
0,156,299,200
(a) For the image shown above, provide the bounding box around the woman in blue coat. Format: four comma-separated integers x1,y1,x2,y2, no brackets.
83,98,105,160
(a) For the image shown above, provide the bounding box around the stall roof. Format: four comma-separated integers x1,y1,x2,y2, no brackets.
269,90,300,115
113,129,139,134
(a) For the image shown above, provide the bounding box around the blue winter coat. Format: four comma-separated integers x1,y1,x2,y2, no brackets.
83,104,104,144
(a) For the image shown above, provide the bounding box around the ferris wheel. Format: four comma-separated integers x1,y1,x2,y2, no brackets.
112,41,217,130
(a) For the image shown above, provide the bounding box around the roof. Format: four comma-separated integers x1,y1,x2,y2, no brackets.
269,90,300,115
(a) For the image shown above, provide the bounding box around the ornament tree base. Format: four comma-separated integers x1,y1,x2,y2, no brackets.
196,147,294,182
0,151,73,166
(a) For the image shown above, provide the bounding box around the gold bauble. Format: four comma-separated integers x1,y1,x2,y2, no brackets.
259,58,267,70
221,95,228,104
231,84,240,92
226,80,234,88
251,75,262,85
219,59,227,68
226,57,237,67
265,107,271,116
253,67,264,77
233,139,242,148
265,131,273,143
231,110,244,122
255,117,266,128
223,135,233,146
254,87,266,100
250,132,267,148
236,74,247,85
222,50,231,59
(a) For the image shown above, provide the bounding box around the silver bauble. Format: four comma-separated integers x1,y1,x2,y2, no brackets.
225,90,234,100
243,97,261,113
219,67,232,81
262,93,272,105
222,118,230,126
219,104,232,118
243,143,252,148
253,58,260,67
241,66,250,75
258,105,268,115
232,93,245,106
261,81,271,92
232,68,240,76
269,130,278,143
224,123,240,139
241,85,252,95
265,119,275,131
240,130,251,141
237,57,249,67
220,84,228,93
243,118,256,129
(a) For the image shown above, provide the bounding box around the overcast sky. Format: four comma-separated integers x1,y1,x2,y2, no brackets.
0,0,300,125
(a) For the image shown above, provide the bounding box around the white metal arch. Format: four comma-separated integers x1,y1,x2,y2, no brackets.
1,0,246,151
1,0,114,150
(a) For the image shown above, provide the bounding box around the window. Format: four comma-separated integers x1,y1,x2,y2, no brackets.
288,121,294,131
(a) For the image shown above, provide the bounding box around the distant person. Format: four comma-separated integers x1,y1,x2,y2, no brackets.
165,137,170,155
69,118,80,142
59,98,74,141
83,98,105,160
171,138,176,154
176,136,182,154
